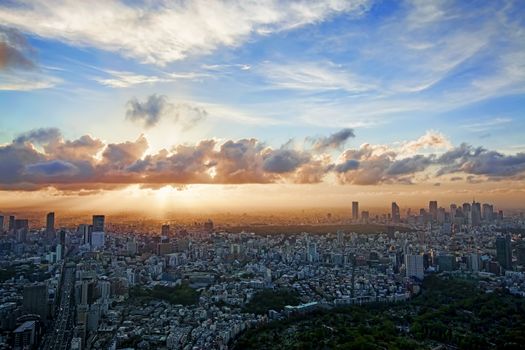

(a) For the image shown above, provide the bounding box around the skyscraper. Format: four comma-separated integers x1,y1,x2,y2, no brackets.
161,224,170,236
0,215,3,232
23,283,48,321
429,201,438,221
391,202,400,223
92,215,105,232
46,212,55,238
496,234,512,270
482,203,494,222
352,201,359,221
8,215,15,232
471,201,481,226
405,254,424,280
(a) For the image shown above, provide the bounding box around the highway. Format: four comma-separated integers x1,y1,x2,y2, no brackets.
40,265,76,350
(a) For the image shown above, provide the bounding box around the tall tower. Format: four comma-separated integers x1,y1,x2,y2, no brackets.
92,215,105,232
391,202,400,223
352,201,359,221
429,201,438,221
46,212,55,238
496,234,512,270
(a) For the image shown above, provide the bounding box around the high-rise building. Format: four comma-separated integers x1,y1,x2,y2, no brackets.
496,234,512,270
91,231,105,250
352,201,359,221
307,241,318,263
92,215,105,232
391,202,400,223
161,224,170,236
471,201,481,226
0,215,4,232
15,219,29,242
405,254,424,280
8,215,15,231
361,211,369,223
46,212,55,238
23,283,48,321
429,201,438,221
517,243,525,266
482,203,494,222
78,224,91,245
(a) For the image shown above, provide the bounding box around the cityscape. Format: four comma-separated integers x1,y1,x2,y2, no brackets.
1,0,525,349
1,201,524,349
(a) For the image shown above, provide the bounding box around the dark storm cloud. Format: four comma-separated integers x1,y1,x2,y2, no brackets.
125,94,207,129
310,128,355,152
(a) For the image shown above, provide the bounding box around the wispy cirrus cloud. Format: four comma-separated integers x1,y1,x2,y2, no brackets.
461,117,512,132
259,61,374,93
94,69,211,88
0,0,372,66
0,26,59,90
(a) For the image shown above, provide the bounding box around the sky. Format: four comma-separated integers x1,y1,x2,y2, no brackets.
0,0,524,213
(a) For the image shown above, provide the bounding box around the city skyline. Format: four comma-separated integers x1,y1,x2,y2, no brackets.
1,0,525,212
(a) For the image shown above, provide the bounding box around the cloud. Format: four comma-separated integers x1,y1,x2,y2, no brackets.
460,117,512,133
0,26,34,70
263,149,311,173
2,128,525,191
94,69,209,88
0,0,372,66
310,128,355,152
0,26,59,90
126,94,207,129
126,95,170,128
24,160,78,176
14,127,62,145
400,130,451,154
260,62,373,93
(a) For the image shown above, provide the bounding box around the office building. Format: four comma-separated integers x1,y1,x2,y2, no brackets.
161,224,170,236
8,215,15,231
0,215,3,232
391,202,400,223
429,201,438,221
23,284,48,321
482,203,494,222
496,235,512,270
471,201,481,226
92,215,105,232
405,254,424,280
352,201,359,221
46,212,55,238
91,231,105,250
13,321,38,350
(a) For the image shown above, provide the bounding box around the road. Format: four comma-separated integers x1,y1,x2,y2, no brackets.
40,265,76,350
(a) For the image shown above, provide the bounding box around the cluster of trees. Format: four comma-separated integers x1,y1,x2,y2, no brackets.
243,288,300,315
234,275,525,349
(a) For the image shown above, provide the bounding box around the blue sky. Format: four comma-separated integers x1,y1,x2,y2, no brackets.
0,0,525,210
